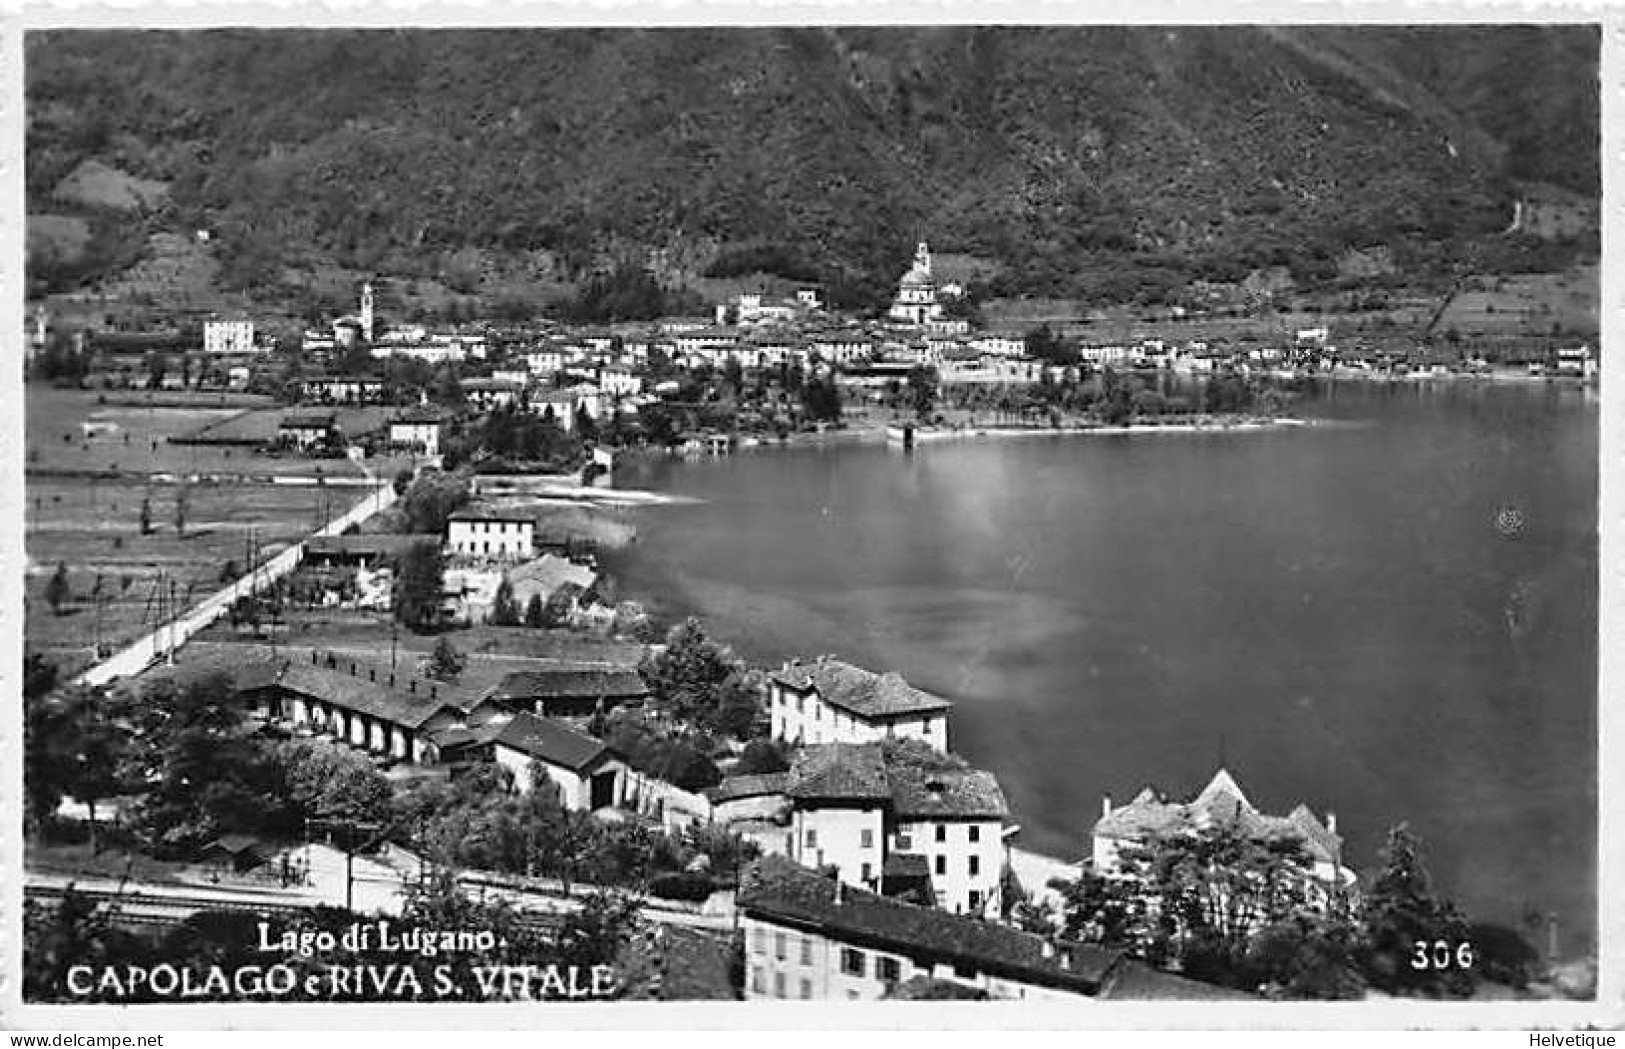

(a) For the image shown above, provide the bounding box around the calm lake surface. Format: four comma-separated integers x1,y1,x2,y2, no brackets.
610,381,1598,951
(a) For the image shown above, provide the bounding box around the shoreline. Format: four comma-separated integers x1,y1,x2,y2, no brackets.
719,414,1312,452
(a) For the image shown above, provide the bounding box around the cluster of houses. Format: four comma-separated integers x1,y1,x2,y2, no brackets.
146,642,651,818
140,621,1346,1002
721,654,1349,1001
293,497,606,630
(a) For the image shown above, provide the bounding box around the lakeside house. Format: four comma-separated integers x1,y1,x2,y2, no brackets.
446,505,535,561
1092,768,1355,896
769,656,952,751
435,710,627,811
781,742,1010,918
739,855,1244,1001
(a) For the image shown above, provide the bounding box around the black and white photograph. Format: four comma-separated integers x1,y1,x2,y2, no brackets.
6,15,1609,1023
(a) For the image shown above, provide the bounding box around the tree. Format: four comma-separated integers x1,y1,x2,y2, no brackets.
555,890,641,972
1245,914,1366,999
427,636,465,681
24,682,128,840
574,405,597,441
637,619,761,739
138,494,152,536
1107,819,1321,987
1024,323,1064,363
44,562,70,616
1359,823,1476,998
907,366,938,419
393,540,445,632
1466,922,1539,990
278,739,394,825
24,650,58,701
173,483,190,537
799,375,842,424
123,674,294,856
431,366,464,408
490,579,520,627
523,593,546,628
1052,867,1145,955
399,471,470,534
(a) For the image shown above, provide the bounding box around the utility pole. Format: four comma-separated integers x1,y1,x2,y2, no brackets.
167,578,177,664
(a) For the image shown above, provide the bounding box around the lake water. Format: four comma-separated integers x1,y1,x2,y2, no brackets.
609,380,1598,952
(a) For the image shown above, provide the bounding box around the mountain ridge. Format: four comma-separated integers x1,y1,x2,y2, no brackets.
24,26,1599,308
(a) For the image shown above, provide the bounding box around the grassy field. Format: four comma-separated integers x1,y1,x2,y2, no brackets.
183,405,397,445
981,262,1598,355
25,476,365,678
1435,264,1599,342
26,386,370,479
24,384,382,677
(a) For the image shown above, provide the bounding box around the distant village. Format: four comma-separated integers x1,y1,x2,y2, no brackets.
22,242,1579,1004
28,240,1599,454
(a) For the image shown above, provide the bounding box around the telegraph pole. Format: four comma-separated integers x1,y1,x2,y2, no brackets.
167,578,177,664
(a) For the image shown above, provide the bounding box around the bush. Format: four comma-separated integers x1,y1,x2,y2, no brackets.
647,871,718,903
734,739,789,776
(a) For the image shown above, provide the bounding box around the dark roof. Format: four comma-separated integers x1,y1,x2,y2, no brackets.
785,743,890,802
739,856,1116,996
772,659,952,721
391,410,448,426
888,765,1009,820
706,772,789,804
280,411,336,428
270,661,459,730
205,834,262,856
486,668,649,704
449,505,536,524
490,711,612,772
305,533,437,559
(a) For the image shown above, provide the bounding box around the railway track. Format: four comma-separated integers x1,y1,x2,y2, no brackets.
24,882,565,936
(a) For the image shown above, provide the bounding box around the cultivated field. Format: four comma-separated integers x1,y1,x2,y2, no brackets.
26,387,371,480
24,384,376,677
1435,264,1599,342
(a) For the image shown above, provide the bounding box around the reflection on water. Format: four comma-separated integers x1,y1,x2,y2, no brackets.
611,381,1598,952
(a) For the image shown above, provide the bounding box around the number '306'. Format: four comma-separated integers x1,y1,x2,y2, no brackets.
1411,940,1474,970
